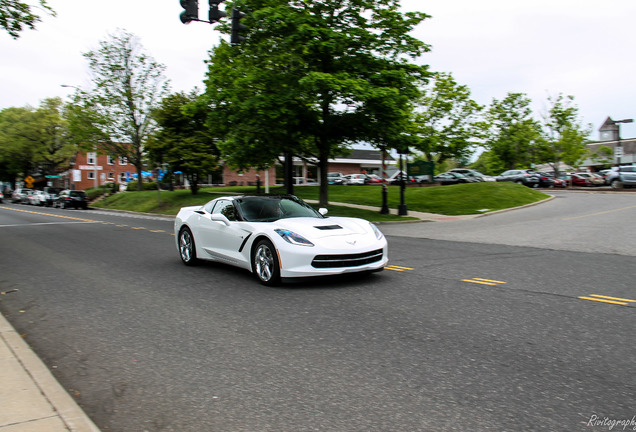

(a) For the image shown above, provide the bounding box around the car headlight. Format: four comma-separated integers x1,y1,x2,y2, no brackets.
369,222,383,240
275,229,314,246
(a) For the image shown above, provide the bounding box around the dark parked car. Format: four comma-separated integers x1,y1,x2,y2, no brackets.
434,172,478,186
535,172,556,188
496,169,540,187
55,190,89,209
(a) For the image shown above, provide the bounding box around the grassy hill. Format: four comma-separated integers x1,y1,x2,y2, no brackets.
91,182,550,222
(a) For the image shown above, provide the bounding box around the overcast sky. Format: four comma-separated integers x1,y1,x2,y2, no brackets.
2,0,635,140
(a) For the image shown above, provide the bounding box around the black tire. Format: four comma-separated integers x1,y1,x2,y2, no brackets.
611,179,623,190
178,227,199,266
252,239,281,286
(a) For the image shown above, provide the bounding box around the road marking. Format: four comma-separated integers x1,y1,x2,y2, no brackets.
563,205,636,221
463,278,507,286
385,265,414,272
578,294,636,306
0,206,96,222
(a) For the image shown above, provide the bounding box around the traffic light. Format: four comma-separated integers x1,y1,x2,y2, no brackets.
208,0,226,23
180,0,198,24
231,9,247,45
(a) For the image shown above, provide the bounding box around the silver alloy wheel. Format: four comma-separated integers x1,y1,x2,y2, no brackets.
255,243,274,282
253,239,280,285
179,228,197,265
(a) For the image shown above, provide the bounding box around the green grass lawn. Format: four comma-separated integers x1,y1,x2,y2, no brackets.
91,182,550,221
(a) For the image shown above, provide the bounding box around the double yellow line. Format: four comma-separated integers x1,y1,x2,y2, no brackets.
462,277,506,286
578,294,636,306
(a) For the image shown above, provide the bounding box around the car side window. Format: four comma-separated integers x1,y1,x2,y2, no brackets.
212,200,238,221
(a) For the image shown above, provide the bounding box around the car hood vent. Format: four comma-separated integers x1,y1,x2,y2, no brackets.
314,225,343,230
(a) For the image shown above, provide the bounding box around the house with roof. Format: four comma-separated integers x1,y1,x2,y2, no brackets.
582,117,636,170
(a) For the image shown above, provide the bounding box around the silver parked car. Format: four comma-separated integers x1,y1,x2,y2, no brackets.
607,166,636,189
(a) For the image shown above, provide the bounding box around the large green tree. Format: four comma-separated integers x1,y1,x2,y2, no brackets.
483,92,543,172
0,0,54,39
205,0,430,205
410,72,483,165
539,93,590,175
0,98,75,185
65,30,170,191
147,91,220,195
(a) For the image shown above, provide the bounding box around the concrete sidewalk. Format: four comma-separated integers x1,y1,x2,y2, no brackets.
0,312,100,432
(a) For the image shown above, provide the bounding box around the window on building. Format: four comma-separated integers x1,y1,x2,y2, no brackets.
108,172,115,180
88,171,95,180
119,173,127,183
119,157,128,165
108,156,115,165
87,152,96,165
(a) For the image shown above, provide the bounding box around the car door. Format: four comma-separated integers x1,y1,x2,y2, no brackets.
620,167,636,185
197,199,251,266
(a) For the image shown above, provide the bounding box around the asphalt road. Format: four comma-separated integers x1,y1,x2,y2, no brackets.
0,191,635,432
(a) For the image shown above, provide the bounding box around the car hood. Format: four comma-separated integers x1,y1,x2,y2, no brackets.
272,217,372,240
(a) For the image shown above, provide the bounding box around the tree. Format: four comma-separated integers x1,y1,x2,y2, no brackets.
410,72,483,165
0,98,75,184
65,30,170,191
0,0,55,39
539,93,590,176
147,91,220,195
484,92,543,171
204,0,430,206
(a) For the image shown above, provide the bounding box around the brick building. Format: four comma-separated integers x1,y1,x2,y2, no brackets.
60,148,396,190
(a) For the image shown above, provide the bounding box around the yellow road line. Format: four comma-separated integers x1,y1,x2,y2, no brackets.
462,279,498,286
563,205,636,221
588,294,636,303
473,278,506,284
0,206,95,222
578,296,628,305
385,265,414,271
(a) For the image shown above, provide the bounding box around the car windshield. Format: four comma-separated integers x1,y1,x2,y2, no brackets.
236,196,324,222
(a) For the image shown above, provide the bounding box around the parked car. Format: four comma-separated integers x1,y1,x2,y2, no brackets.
174,195,388,285
607,166,636,189
327,172,346,185
496,170,540,187
28,190,47,206
55,190,89,209
366,174,383,184
534,172,555,188
43,187,62,207
568,173,592,187
574,172,604,186
434,172,478,186
344,174,369,185
449,168,496,182
0,190,3,203
11,188,32,203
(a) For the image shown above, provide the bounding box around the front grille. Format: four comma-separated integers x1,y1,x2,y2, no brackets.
311,248,383,268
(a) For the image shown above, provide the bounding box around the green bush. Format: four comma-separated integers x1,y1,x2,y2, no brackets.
126,181,158,191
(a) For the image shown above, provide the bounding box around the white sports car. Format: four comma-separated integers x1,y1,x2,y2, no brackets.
174,195,388,285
